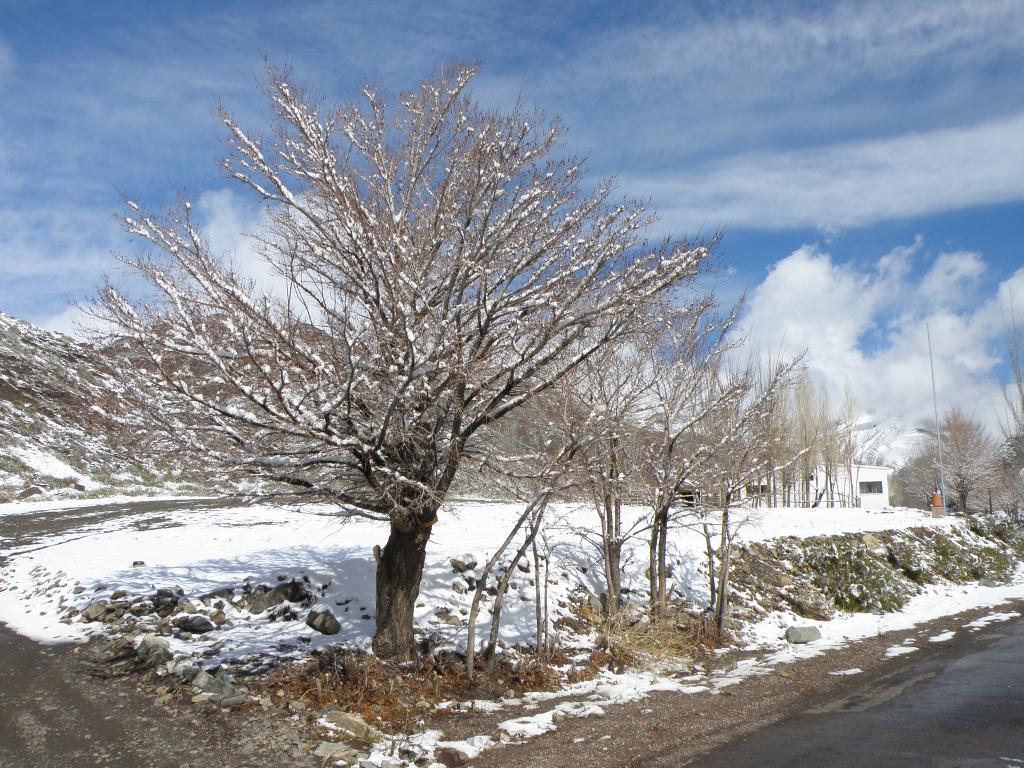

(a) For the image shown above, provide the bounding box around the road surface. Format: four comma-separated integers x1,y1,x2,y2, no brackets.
689,619,1024,767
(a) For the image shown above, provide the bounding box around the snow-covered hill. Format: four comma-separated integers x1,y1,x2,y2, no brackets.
854,416,932,468
0,312,204,501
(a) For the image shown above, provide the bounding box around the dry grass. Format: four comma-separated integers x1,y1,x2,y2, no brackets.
598,604,719,667
255,647,563,730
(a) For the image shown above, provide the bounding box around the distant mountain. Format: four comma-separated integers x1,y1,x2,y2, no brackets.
853,415,933,469
0,312,208,502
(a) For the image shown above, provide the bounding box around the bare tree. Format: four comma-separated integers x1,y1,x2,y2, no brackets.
692,356,802,636
942,408,999,514
97,64,710,659
640,300,744,613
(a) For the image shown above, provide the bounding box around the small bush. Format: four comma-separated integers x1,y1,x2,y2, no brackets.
801,538,918,613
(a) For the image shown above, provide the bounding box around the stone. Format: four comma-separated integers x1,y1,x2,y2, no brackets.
16,486,44,500
785,625,822,644
247,579,312,614
132,560,146,568
449,557,477,574
861,533,883,550
306,607,341,635
210,609,227,626
111,588,128,600
321,711,379,741
436,746,470,767
136,634,172,666
980,578,1001,588
81,599,110,622
198,672,243,700
165,657,200,682
314,742,359,761
175,614,216,634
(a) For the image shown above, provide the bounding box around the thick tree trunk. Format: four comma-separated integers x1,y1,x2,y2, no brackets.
372,519,432,660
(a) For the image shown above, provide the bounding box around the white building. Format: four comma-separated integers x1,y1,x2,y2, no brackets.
817,463,893,509
742,463,893,509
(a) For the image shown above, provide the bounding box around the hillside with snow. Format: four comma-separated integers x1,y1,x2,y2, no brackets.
854,416,932,468
0,312,208,502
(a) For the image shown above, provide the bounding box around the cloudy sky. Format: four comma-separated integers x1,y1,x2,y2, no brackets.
1,0,1022,429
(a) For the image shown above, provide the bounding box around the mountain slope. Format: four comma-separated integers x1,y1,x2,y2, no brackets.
0,312,202,501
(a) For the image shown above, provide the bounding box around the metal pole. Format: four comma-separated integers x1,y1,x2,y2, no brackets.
927,323,947,513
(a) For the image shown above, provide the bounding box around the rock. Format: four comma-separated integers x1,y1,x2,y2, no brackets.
785,625,822,644
194,670,243,700
452,581,466,594
17,486,44,500
72,585,86,594
129,600,154,616
306,607,341,635
152,588,183,614
314,742,359,761
164,656,200,682
136,634,172,666
132,560,146,568
210,609,227,626
247,579,312,613
436,746,470,767
861,533,883,549
175,614,216,634
980,578,1001,588
111,588,128,600
81,599,110,622
322,711,379,741
450,557,477,574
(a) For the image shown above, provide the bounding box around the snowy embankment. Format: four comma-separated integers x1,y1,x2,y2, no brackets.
2,498,1022,765
0,499,965,652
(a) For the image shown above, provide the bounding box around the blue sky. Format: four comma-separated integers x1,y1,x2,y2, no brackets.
1,0,1023,428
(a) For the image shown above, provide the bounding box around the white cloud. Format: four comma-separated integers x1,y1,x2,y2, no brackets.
585,1,1024,100
634,112,1024,231
743,241,1015,432
919,250,986,304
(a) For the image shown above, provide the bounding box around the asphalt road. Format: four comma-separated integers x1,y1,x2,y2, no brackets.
689,619,1024,768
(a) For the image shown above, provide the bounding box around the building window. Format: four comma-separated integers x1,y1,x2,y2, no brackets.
859,481,883,495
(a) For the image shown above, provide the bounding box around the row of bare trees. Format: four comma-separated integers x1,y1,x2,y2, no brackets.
97,62,1024,668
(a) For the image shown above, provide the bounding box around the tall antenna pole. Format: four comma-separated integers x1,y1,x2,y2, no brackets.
927,323,947,513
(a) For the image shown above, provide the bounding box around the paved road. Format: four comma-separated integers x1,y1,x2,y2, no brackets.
689,619,1024,768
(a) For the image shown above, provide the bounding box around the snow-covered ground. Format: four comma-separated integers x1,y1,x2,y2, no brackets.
3,496,1022,764
0,498,995,655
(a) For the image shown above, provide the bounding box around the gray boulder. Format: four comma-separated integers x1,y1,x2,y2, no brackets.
175,614,216,634
306,607,341,635
247,579,312,613
81,599,109,622
785,625,822,644
136,634,172,667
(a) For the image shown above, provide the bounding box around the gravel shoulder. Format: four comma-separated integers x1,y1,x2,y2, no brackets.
0,625,322,768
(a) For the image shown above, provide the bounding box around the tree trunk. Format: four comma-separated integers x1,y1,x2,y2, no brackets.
372,519,432,661
714,496,732,638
